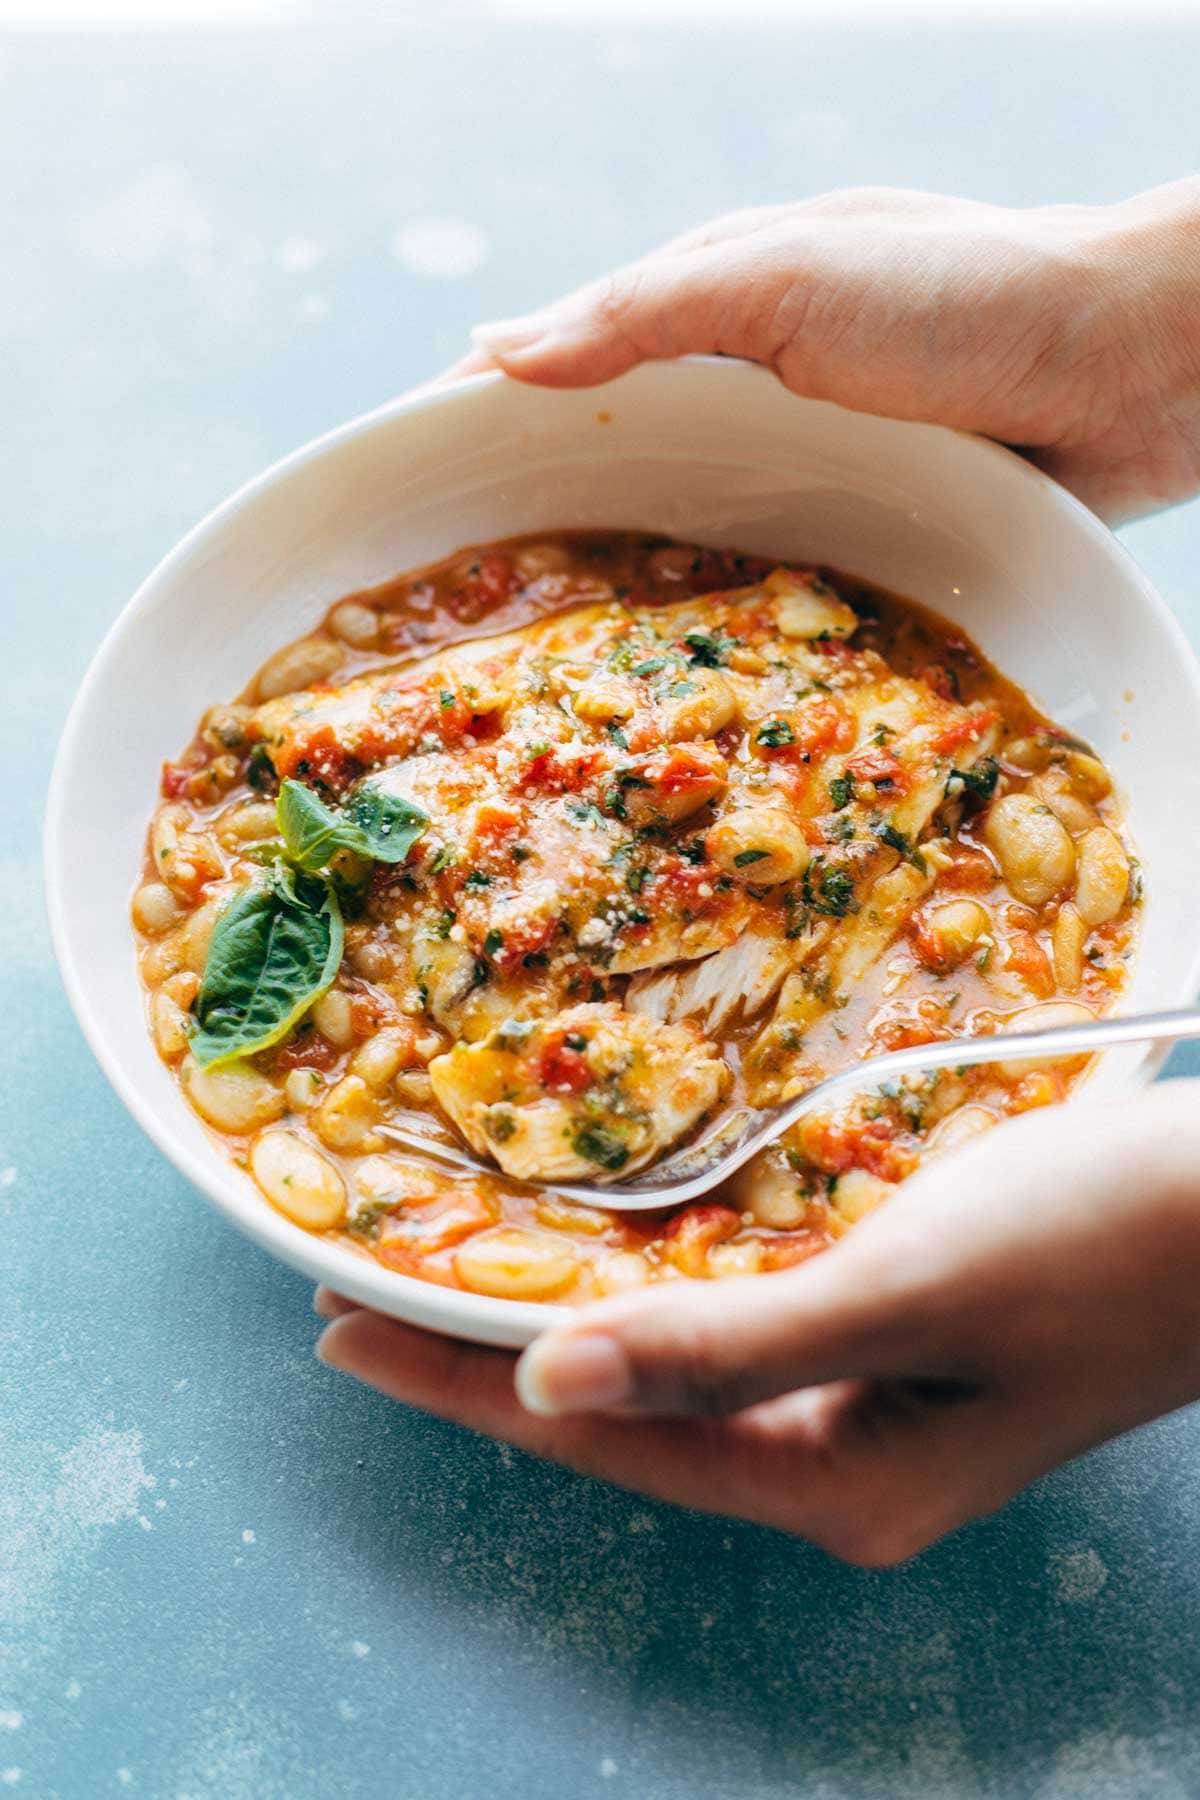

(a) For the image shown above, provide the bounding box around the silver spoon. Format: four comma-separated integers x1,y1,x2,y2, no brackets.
376,1004,1200,1211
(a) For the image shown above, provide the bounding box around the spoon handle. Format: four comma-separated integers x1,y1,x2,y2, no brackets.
713,1002,1200,1194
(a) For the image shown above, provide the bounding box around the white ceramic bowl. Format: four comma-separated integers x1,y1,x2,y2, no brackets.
46,358,1200,1348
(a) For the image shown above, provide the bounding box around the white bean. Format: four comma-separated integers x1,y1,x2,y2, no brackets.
284,1068,326,1111
997,1000,1094,1079
925,1104,999,1156
132,881,181,937
178,897,223,973
592,1250,651,1295
833,1169,895,1223
181,1055,286,1133
707,807,810,885
349,1026,412,1090
709,1240,764,1278
254,636,344,701
660,669,737,741
1073,827,1129,927
735,1155,808,1229
1030,771,1098,837
311,988,355,1050
453,1226,580,1300
984,794,1076,907
1062,750,1111,802
250,1129,346,1229
312,1075,385,1153
329,601,380,648
152,992,190,1061
1051,901,1087,993
216,800,279,847
920,899,991,968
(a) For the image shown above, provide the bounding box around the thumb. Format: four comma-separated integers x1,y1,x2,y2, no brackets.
514,1213,955,1419
470,239,798,389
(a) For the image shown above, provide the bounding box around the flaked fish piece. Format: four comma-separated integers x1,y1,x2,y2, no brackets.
428,1002,730,1182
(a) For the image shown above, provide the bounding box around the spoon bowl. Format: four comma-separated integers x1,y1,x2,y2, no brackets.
377,1005,1200,1211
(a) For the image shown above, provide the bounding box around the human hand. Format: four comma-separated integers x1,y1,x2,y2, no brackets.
315,1083,1200,1564
463,182,1200,524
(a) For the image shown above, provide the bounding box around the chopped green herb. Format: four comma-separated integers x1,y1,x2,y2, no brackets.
465,870,492,888
605,722,629,750
485,1108,517,1142
432,909,455,940
633,657,667,677
572,1123,629,1171
439,689,455,708
803,861,858,918
755,719,795,748
565,799,608,830
828,773,854,810
563,1032,588,1051
625,866,650,894
869,819,927,871
246,744,277,793
945,756,999,804
482,928,505,958
734,848,770,867
683,628,736,668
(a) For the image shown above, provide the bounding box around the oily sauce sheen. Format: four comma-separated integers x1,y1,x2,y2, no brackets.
132,532,1139,1303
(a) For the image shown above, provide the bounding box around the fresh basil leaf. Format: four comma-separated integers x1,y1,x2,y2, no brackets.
343,781,429,864
276,777,429,870
277,779,369,871
190,863,343,1068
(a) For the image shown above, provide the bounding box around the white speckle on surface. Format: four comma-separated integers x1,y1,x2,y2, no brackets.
336,1699,356,1723
55,1427,154,1531
65,1680,81,1700
599,1756,618,1778
294,293,329,324
627,1512,657,1535
1036,1730,1191,1798
0,1425,155,1682
1050,1545,1110,1605
0,1169,15,1188
136,1516,152,1533
0,1771,20,1786
116,1773,132,1789
241,1530,256,1545
0,1717,19,1732
349,1641,369,1659
391,217,490,280
275,236,326,274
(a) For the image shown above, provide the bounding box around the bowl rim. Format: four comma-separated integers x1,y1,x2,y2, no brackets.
43,357,1200,1345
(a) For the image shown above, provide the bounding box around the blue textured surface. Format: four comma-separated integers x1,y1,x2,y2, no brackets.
5,20,1200,1799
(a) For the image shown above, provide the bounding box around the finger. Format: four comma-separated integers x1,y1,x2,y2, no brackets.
315,1306,781,1520
315,1308,1031,1561
313,1286,363,1320
513,1212,959,1419
470,237,799,388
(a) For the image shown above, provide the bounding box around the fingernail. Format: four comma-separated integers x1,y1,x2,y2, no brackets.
470,315,549,355
515,1332,631,1416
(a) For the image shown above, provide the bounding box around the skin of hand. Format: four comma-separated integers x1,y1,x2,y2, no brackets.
458,181,1200,523
316,1083,1200,1565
